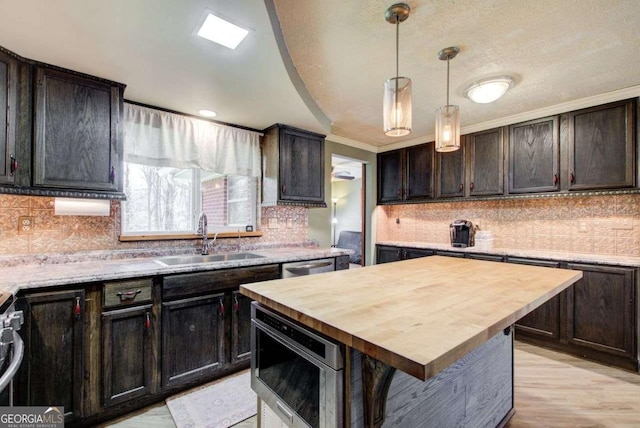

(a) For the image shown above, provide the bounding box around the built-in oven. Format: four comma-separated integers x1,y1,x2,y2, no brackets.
251,302,344,428
281,258,335,278
0,293,24,406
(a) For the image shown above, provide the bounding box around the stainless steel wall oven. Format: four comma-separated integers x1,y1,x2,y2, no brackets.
251,303,344,428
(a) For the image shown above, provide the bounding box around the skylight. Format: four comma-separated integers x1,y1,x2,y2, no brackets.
197,13,249,50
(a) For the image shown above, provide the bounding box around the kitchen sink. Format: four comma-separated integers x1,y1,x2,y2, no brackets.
154,252,265,266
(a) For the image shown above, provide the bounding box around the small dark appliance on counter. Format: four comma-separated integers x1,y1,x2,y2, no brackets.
450,219,475,248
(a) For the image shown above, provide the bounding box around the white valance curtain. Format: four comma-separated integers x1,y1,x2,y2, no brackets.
123,103,262,177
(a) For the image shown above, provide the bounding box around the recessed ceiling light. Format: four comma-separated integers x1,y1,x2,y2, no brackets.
198,109,218,118
464,76,514,104
196,13,249,50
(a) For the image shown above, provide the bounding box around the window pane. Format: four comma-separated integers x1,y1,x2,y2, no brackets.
201,174,256,230
123,163,195,233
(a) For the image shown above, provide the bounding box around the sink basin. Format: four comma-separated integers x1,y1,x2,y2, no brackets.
154,252,265,266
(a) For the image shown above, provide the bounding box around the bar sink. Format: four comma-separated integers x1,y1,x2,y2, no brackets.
154,252,265,266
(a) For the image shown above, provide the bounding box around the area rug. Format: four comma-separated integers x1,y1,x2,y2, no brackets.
166,370,257,428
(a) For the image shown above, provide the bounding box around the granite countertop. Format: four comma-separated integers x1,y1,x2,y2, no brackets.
377,241,640,267
0,247,352,296
241,256,582,380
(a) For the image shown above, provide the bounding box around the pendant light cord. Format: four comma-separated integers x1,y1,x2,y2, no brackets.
395,17,399,121
446,55,450,107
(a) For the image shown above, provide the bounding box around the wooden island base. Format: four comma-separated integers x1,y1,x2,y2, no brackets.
348,327,514,427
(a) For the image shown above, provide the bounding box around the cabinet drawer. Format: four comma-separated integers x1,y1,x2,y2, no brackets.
163,264,280,300
104,279,153,308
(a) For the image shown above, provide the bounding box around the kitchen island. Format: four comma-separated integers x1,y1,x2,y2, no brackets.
241,256,583,427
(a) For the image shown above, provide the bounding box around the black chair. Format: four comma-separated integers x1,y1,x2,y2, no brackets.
336,231,362,266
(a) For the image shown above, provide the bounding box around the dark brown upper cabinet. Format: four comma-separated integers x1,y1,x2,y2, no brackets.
377,142,434,204
0,48,18,185
564,99,636,191
33,66,124,193
262,124,326,207
436,143,465,198
467,128,504,196
508,116,560,193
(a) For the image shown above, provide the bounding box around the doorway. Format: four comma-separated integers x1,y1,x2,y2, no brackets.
331,155,366,266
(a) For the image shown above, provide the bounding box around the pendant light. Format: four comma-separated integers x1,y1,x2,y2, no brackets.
435,47,460,152
383,3,412,137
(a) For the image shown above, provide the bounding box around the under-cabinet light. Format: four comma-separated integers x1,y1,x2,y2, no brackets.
197,13,249,50
54,198,110,216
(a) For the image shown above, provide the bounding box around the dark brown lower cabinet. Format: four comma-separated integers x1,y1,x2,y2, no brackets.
376,245,402,264
566,263,636,363
231,291,252,364
162,293,226,389
509,258,562,340
16,289,85,422
102,304,154,406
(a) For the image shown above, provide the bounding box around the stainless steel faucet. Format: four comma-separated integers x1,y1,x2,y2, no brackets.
197,212,209,255
197,213,220,255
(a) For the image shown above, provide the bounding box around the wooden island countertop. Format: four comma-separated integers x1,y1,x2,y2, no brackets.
241,256,582,381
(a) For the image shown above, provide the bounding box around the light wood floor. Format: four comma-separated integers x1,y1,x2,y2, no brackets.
105,342,640,427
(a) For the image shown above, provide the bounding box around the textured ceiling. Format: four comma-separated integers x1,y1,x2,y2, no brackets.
273,0,640,146
0,1,638,151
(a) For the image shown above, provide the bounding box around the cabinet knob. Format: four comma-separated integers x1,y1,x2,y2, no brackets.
459,183,464,192
234,295,239,313
9,155,18,176
570,172,575,184
553,174,558,185
281,184,286,194
470,182,475,191
219,299,225,320
145,312,151,329
109,166,115,184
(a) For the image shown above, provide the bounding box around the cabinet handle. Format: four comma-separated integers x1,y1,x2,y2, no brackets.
234,295,239,313
116,289,141,302
74,297,81,319
145,312,151,329
281,184,286,194
109,166,115,184
553,174,558,185
570,172,575,184
219,299,225,320
459,183,464,192
9,155,18,176
396,189,401,197
470,182,474,191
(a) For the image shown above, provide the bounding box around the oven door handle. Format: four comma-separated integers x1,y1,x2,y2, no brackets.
285,261,333,274
0,331,24,393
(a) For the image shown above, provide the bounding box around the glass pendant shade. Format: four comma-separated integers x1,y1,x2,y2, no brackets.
435,105,461,152
383,77,412,137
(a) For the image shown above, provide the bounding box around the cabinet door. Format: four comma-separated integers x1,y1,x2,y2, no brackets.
403,248,434,259
566,264,635,359
509,117,560,193
0,49,18,185
565,99,635,190
33,67,122,192
162,293,225,389
467,128,504,196
102,305,154,406
405,143,434,200
231,291,252,365
377,149,403,203
376,245,402,264
279,127,324,203
16,289,85,421
508,258,562,340
436,146,465,198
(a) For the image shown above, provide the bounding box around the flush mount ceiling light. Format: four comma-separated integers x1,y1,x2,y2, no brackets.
435,47,461,152
198,109,218,118
464,76,514,104
383,3,412,137
197,13,249,50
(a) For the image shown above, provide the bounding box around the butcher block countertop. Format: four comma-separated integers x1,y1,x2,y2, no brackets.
240,256,582,381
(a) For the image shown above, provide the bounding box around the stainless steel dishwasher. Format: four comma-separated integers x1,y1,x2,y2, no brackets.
281,258,335,278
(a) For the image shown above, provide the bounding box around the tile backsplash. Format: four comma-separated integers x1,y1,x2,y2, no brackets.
376,194,640,257
0,195,311,256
